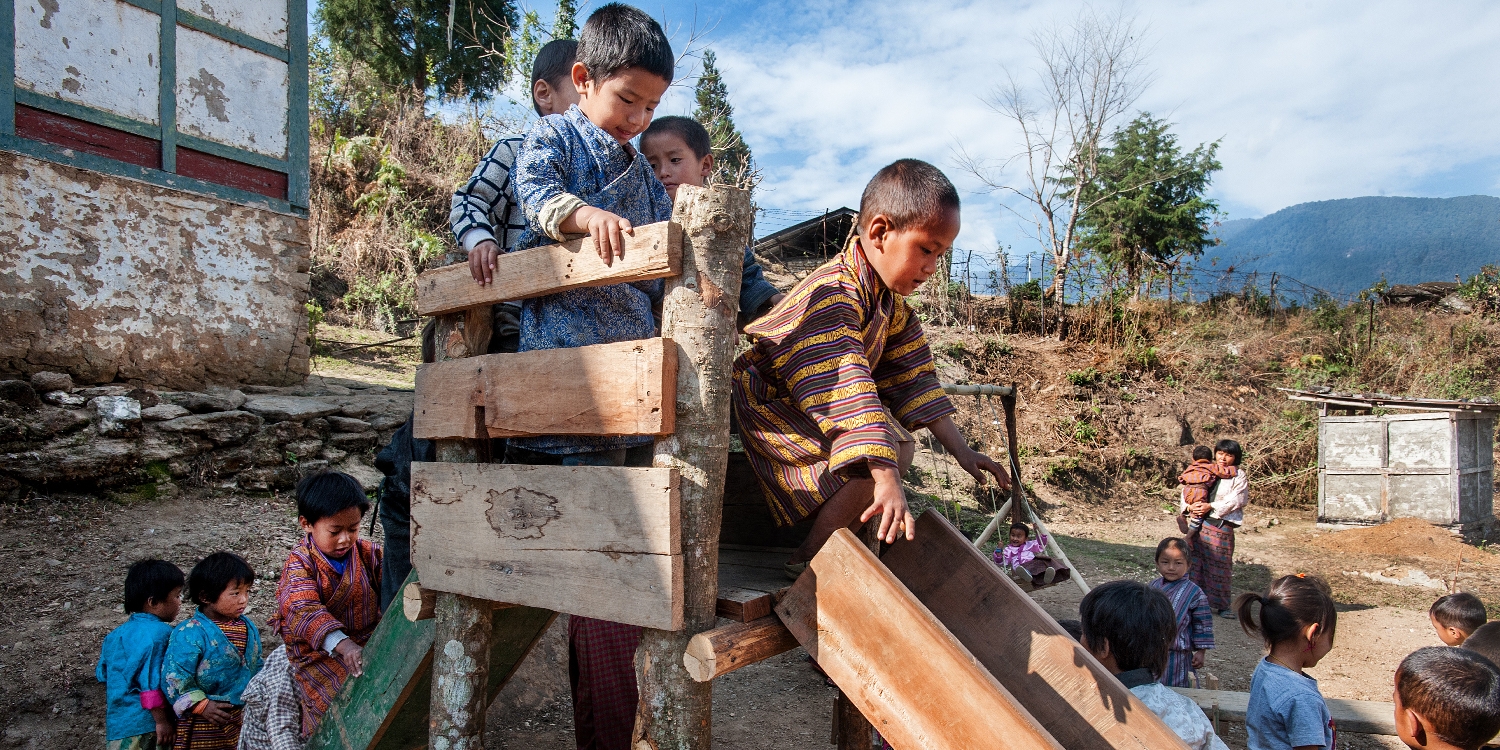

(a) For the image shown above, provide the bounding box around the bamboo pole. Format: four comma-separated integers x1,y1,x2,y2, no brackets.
429,308,495,750
973,498,1013,548
633,184,752,750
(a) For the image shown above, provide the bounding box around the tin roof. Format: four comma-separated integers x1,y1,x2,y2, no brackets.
1279,387,1500,413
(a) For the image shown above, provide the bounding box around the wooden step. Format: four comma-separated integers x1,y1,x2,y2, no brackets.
413,337,676,440
714,545,792,621
415,220,681,317
1172,688,1397,736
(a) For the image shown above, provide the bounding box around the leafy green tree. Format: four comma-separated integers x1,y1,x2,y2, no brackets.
692,50,753,186
317,0,517,102
1075,113,1222,292
553,0,577,40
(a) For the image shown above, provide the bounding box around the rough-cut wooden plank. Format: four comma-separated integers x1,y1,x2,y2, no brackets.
882,511,1190,750
404,582,517,622
411,462,681,554
683,616,800,682
415,220,682,317
715,545,794,621
412,338,677,440
1171,688,1397,736
715,585,774,622
775,528,1065,750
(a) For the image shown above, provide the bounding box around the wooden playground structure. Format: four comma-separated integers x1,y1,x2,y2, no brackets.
302,184,1196,750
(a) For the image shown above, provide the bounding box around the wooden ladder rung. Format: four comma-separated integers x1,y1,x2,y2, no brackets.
415,221,682,317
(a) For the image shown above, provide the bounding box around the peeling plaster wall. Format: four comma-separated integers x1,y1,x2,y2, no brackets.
176,26,289,158
178,0,287,48
14,0,162,124
0,151,311,388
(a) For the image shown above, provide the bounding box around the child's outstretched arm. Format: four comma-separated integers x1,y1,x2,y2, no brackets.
276,555,362,676
859,464,913,544
925,415,1012,491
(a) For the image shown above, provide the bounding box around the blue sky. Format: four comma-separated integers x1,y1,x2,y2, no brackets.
474,0,1500,270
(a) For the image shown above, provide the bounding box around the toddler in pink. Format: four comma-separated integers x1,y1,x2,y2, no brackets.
994,522,1070,587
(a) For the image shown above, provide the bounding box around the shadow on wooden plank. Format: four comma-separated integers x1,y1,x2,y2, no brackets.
881,511,1190,750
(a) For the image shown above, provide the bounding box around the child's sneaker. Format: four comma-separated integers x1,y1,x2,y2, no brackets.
1013,566,1034,585
1042,566,1057,585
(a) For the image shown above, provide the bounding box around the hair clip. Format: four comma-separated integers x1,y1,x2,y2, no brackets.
1295,573,1306,578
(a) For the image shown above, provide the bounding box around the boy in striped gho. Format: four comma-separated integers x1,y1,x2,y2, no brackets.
733,159,1011,577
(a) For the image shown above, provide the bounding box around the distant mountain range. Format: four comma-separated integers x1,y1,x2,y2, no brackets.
1204,195,1500,294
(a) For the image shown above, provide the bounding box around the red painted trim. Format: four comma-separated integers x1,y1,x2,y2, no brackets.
14,104,160,169
176,147,288,200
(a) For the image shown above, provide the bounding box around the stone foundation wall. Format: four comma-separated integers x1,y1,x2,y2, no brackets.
0,372,412,499
0,150,312,389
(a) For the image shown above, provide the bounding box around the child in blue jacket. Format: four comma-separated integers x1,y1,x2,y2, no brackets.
163,552,263,749
97,559,184,749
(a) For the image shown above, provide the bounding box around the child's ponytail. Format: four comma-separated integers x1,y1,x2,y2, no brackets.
1235,574,1337,649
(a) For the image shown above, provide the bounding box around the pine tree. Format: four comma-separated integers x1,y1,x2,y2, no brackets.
553,0,577,39
317,0,517,102
692,50,753,186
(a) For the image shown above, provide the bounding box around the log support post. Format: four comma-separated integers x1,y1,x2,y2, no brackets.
430,309,494,750
633,184,752,749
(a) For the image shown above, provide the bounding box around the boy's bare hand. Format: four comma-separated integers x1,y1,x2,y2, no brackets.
154,718,175,745
861,467,915,544
335,639,365,677
576,207,633,266
469,239,500,285
201,700,235,725
957,449,1012,492
1192,649,1206,669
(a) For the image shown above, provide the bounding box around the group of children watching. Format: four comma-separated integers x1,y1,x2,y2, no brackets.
97,472,378,749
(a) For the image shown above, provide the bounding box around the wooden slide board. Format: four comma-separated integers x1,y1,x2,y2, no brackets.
774,528,1065,750
411,461,684,630
415,221,682,317
412,338,676,440
881,511,1191,750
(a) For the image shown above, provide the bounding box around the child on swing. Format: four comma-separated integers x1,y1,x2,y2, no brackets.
732,159,1011,577
995,521,1070,586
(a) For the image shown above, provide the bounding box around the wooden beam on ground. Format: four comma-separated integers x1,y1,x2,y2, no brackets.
415,220,682,317
775,528,1065,750
881,510,1190,750
1171,688,1397,736
411,461,683,630
634,184,753,750
683,615,800,682
412,338,677,440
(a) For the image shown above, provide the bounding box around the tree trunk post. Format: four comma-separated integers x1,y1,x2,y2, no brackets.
430,309,494,750
633,184,752,750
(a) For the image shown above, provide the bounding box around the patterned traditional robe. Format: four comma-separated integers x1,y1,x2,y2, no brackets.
163,611,263,749
733,237,956,525
271,535,382,737
1151,575,1215,687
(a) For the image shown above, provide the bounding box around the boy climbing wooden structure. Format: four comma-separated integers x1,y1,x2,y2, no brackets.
302,184,1191,750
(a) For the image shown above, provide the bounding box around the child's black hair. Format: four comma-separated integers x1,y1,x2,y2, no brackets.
1396,646,1500,750
1464,622,1500,668
1214,438,1242,466
858,159,960,233
531,39,579,116
296,471,371,524
1431,592,1487,634
1009,522,1031,537
642,116,711,160
577,3,673,85
1191,445,1214,461
123,559,185,613
1155,537,1190,562
1234,574,1337,648
1057,619,1084,642
1079,580,1176,678
187,552,255,607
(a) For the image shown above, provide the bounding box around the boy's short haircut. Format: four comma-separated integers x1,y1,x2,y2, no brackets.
642,116,711,160
1010,522,1031,537
577,3,673,85
531,39,579,117
188,552,255,606
1214,438,1243,465
1396,646,1500,749
296,471,371,524
124,559,186,613
1432,592,1487,634
1191,445,1214,461
1155,537,1189,561
857,159,960,232
1079,580,1176,678
1464,622,1500,668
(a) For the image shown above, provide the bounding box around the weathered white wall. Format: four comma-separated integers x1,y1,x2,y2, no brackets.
176,26,288,158
178,0,287,47
13,0,161,124
0,151,311,388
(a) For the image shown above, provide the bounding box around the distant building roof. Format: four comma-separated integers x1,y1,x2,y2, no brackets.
754,208,858,268
1280,387,1500,414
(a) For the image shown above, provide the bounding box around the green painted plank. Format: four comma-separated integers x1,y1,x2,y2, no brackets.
158,0,176,172
116,0,163,15
0,132,306,216
14,89,161,139
176,131,289,172
2,0,15,136
176,10,290,62
285,0,309,207
306,570,435,750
